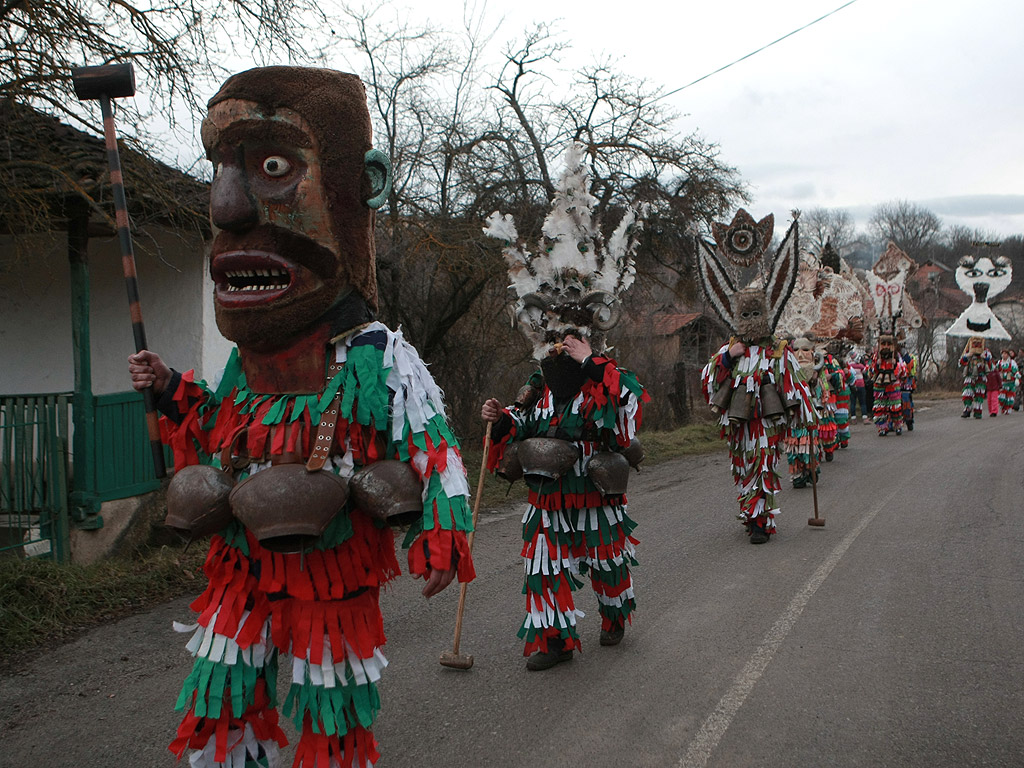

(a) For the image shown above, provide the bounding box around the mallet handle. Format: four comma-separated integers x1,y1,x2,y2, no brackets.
96,92,165,478
449,421,492,655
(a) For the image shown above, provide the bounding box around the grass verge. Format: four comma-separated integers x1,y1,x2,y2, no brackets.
0,422,724,666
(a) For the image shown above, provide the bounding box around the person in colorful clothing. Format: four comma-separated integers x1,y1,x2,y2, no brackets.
867,333,907,435
481,144,648,670
129,67,474,768
696,209,815,544
825,347,852,449
899,347,918,431
784,338,826,487
997,349,1020,414
959,336,993,419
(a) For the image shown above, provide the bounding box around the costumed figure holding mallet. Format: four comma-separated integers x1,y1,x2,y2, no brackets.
480,144,649,670
698,209,816,543
128,67,475,768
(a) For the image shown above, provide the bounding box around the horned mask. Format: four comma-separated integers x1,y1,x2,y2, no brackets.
483,143,645,360
695,208,800,344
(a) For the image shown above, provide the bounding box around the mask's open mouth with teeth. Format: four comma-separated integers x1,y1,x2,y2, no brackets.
211,250,308,308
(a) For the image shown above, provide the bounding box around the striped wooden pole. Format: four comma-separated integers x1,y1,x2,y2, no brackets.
74,64,165,478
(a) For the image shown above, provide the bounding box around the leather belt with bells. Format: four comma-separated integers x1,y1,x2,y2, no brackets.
306,361,345,472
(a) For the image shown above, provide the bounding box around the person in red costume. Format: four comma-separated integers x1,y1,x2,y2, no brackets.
129,67,473,768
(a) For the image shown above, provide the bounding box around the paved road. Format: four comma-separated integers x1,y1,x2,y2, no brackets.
2,399,1022,767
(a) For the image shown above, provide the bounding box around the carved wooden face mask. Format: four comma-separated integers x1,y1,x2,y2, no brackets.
201,67,391,351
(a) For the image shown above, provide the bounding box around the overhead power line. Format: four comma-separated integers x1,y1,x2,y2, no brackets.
658,0,862,102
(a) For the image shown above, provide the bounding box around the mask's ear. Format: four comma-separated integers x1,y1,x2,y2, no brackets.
765,218,799,333
364,149,392,210
695,235,737,331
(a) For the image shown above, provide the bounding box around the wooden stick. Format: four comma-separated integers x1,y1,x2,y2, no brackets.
440,421,492,669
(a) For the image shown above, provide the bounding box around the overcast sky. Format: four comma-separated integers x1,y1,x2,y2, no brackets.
408,0,1023,237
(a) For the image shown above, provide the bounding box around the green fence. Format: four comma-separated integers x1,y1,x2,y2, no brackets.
0,394,71,561
93,391,168,501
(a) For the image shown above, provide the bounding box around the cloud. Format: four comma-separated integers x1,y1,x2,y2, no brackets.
920,195,1024,218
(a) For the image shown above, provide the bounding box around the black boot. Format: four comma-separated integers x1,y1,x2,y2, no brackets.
748,521,770,545
600,622,625,646
526,636,573,671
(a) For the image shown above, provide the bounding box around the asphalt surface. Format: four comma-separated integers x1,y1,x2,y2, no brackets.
1,398,1022,768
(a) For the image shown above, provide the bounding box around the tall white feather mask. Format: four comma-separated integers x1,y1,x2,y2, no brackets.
483,143,645,359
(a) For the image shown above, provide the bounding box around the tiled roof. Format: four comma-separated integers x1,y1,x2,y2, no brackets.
0,99,208,234
653,312,703,335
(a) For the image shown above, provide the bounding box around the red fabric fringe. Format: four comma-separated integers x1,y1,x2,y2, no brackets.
169,678,287,762
270,589,385,664
292,722,380,768
406,526,476,582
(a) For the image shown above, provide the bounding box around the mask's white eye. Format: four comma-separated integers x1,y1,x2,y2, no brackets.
988,267,1007,278
262,156,291,177
964,268,983,278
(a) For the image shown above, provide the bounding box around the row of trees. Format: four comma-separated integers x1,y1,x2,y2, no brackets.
801,201,1023,272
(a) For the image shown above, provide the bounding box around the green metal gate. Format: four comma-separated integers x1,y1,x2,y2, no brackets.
0,394,71,562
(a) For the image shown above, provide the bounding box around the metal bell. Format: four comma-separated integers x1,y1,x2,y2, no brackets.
622,438,645,469
229,464,350,553
727,388,754,423
759,382,786,418
518,437,578,482
350,460,424,527
164,464,236,540
587,451,630,495
496,441,523,482
709,383,733,414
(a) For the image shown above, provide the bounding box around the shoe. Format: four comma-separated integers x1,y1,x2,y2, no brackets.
974,414,983,419
895,428,902,435
526,638,573,671
907,421,913,431
748,523,770,545
990,412,997,417
600,623,625,646
825,452,834,462
792,475,807,489
879,429,888,436
961,410,971,418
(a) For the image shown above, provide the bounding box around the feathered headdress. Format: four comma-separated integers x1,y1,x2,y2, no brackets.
694,208,800,341
483,143,645,359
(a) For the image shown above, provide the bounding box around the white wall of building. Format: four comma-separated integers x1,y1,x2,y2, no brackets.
1,226,230,396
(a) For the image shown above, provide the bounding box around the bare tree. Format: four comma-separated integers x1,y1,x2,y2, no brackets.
801,207,855,255
1,0,338,244
868,200,942,261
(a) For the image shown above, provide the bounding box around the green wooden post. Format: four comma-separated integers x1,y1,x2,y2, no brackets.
68,208,102,527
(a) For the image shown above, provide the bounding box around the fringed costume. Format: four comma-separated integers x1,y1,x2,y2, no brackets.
868,336,906,436
997,354,1019,414
825,354,851,448
695,210,814,543
131,67,477,768
703,339,816,520
960,347,993,419
163,326,474,768
482,142,647,667
488,360,647,658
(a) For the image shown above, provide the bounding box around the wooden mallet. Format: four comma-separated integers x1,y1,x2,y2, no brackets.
808,429,824,527
71,63,165,478
440,421,492,670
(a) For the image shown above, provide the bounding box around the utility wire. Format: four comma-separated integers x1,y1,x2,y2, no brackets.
657,0,861,103
478,0,863,181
